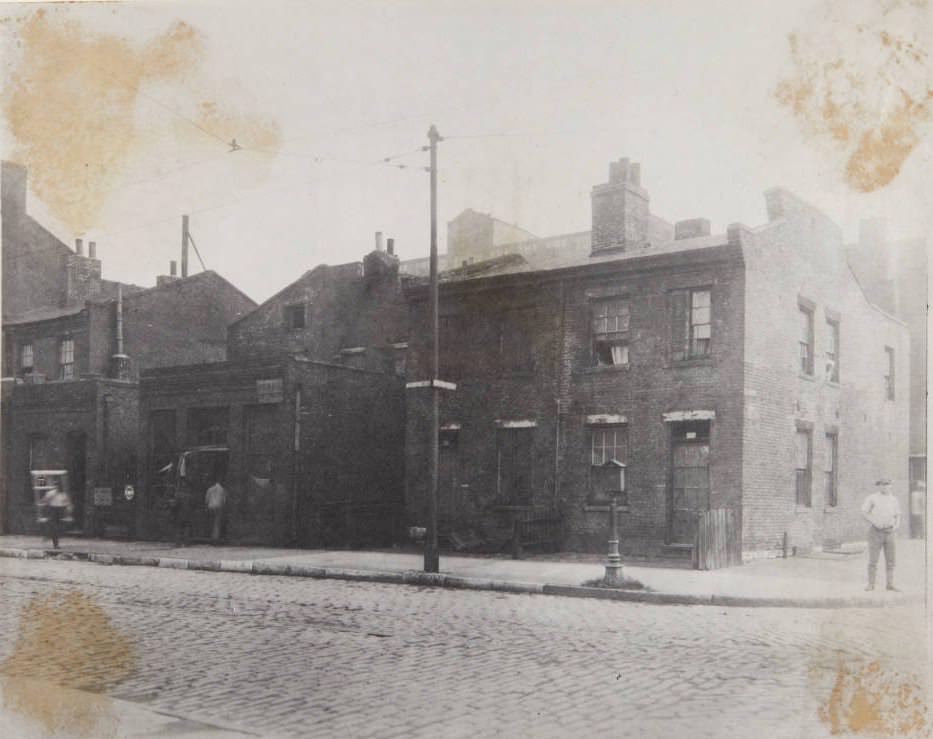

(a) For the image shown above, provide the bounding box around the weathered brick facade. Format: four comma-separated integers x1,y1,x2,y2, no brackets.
403,161,909,559
228,247,409,373
138,357,405,547
1,161,258,537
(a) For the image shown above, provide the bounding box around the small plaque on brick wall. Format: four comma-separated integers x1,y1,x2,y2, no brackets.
93,487,113,506
257,379,284,404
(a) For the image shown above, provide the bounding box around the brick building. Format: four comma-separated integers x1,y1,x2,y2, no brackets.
1,161,257,537
846,221,927,534
403,158,910,559
137,238,408,546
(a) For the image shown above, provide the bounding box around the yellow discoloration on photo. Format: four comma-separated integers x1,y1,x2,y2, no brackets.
775,0,932,193
0,590,136,737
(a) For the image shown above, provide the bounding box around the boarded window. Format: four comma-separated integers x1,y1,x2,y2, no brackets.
187,407,229,447
497,428,533,505
499,309,534,373
439,314,464,378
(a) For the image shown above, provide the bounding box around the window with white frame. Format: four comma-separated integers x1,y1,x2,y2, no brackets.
670,288,711,360
795,428,812,507
798,303,814,375
20,343,33,374
592,298,630,367
824,432,838,507
59,338,74,380
825,319,839,382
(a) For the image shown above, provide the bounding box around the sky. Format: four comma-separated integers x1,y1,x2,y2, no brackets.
1,0,931,304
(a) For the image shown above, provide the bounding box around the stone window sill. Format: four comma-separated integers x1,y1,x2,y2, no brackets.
795,505,813,513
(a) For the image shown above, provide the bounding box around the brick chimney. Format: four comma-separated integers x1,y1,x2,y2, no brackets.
591,158,650,254
65,242,102,305
1,161,27,216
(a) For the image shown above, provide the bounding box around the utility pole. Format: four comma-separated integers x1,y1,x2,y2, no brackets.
181,214,190,278
425,124,442,573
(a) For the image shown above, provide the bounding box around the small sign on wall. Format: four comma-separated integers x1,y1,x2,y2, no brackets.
257,378,284,404
93,487,113,506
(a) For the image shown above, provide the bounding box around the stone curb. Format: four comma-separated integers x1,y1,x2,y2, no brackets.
0,547,918,609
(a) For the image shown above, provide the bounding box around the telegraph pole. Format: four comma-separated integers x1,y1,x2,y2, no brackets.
181,214,190,278
425,124,442,573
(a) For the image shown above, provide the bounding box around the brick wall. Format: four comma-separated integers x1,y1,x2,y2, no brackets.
4,379,138,536
138,358,405,546
228,259,408,372
405,245,746,554
740,191,911,555
121,271,256,377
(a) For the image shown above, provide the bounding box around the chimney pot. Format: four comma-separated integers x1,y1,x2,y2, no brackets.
170,260,177,276
75,238,83,255
88,242,97,259
386,238,395,256
375,231,384,252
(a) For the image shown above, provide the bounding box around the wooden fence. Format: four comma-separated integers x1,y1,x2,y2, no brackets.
511,510,563,559
693,508,742,570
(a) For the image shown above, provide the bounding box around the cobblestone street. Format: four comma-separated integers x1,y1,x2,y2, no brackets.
0,558,928,738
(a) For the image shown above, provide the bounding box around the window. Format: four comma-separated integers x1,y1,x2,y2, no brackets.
824,432,838,507
825,319,839,382
284,303,306,330
20,343,33,374
592,298,630,366
496,427,533,505
439,314,464,378
589,425,628,503
795,429,812,507
59,338,75,380
798,304,814,375
670,288,711,360
499,309,534,373
884,346,895,400
187,406,229,446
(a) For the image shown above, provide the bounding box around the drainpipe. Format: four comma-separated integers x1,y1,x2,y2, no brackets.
290,383,302,544
553,278,566,511
111,285,131,380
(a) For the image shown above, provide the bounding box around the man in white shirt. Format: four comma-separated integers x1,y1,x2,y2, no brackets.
861,478,901,591
205,480,228,544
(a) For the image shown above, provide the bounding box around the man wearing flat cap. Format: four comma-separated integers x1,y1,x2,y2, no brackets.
861,478,901,591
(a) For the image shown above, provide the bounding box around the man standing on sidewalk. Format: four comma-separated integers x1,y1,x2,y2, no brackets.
206,479,228,544
861,478,901,591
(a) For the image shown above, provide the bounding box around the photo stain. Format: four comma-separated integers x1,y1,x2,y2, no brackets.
1,8,281,235
774,0,932,193
818,660,930,736
0,590,136,737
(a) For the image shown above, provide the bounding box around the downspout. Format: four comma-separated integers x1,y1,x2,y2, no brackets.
290,383,302,544
554,278,566,511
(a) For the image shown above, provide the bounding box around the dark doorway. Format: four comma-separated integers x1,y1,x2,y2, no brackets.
669,421,710,544
65,431,87,531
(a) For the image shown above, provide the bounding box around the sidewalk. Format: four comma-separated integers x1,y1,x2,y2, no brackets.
0,534,926,608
